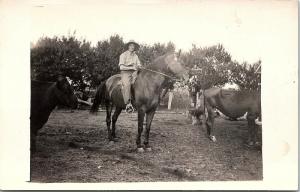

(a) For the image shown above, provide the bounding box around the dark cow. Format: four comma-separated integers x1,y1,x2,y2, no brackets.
30,76,78,152
194,87,261,147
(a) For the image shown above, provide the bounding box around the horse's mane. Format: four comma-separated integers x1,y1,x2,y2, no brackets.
146,53,173,72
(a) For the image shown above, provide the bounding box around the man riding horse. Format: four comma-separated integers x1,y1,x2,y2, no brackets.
119,40,142,113
91,49,189,152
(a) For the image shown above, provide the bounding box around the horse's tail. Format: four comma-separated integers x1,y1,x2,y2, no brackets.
90,82,106,113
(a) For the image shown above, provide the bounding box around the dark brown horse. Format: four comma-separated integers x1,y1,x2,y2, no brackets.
30,76,78,152
199,88,261,146
91,53,188,152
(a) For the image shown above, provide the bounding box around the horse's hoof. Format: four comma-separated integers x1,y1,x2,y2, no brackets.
255,119,262,126
137,148,144,153
109,141,115,145
145,147,152,152
255,141,261,146
244,141,255,148
209,135,217,142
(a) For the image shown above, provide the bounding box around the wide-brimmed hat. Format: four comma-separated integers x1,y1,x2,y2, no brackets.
125,40,140,50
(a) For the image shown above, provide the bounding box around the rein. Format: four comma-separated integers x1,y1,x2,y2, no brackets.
140,67,177,80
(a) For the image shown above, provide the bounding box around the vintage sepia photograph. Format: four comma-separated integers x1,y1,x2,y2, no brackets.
30,0,263,183
0,0,297,190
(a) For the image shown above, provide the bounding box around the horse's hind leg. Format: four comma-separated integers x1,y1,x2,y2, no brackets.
205,104,217,142
246,112,259,146
136,109,145,153
144,109,156,151
106,104,113,141
111,107,122,141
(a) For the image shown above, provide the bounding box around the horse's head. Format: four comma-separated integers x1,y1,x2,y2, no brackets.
54,76,78,109
165,53,189,82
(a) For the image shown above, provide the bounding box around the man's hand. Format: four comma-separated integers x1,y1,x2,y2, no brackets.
136,65,142,70
136,65,142,72
120,65,132,70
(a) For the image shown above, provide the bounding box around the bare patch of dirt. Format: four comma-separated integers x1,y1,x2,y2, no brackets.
31,109,262,182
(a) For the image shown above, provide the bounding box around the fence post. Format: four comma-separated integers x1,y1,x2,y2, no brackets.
168,91,174,110
196,92,200,108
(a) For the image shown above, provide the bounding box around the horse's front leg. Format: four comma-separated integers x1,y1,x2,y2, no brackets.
205,104,217,142
136,109,145,153
30,122,43,153
144,109,156,152
30,127,38,153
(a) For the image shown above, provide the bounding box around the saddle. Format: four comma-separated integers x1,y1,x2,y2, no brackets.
105,74,137,101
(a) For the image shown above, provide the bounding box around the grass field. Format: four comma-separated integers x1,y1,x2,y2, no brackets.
31,109,262,182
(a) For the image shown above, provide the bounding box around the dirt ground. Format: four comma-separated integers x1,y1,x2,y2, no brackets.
31,109,262,182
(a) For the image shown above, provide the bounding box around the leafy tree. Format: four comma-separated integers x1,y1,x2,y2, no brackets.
181,44,232,90
31,34,93,92
229,60,261,91
31,34,260,94
90,35,125,86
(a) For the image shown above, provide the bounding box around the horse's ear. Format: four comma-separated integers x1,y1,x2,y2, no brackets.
56,75,65,89
57,75,64,82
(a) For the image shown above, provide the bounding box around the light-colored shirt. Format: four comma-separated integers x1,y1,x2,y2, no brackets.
119,50,141,71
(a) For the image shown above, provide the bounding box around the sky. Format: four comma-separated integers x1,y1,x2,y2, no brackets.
30,0,297,63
